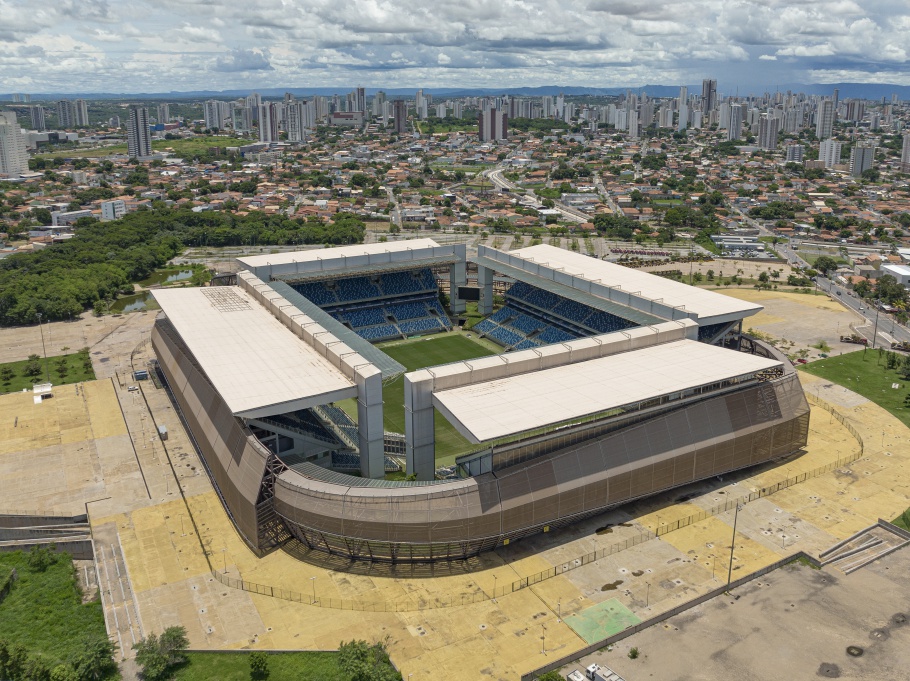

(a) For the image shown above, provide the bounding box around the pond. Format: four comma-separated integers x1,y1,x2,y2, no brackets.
139,268,196,287
110,292,159,313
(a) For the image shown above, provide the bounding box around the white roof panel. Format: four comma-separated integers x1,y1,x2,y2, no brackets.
153,287,356,417
432,339,780,443
507,244,763,321
237,238,441,269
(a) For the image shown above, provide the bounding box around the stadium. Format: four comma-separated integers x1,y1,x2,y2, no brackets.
151,240,810,563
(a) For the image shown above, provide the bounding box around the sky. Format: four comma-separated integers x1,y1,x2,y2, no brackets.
2,0,910,94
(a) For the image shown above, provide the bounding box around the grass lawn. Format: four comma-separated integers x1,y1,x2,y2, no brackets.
34,135,250,161
172,651,346,681
798,350,910,430
799,351,910,530
338,333,497,465
0,552,111,674
0,349,95,394
380,334,497,464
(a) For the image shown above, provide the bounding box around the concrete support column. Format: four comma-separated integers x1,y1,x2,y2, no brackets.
478,265,494,315
355,366,385,479
450,244,467,315
404,370,436,481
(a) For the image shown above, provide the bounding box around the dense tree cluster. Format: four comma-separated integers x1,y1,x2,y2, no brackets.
0,206,366,325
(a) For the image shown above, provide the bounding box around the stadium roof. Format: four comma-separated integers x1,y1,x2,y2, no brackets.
432,339,780,443
505,244,763,323
268,280,406,380
152,287,357,418
473,254,663,326
236,238,442,269
271,254,458,284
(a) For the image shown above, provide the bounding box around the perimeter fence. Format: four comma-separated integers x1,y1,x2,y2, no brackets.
211,394,863,612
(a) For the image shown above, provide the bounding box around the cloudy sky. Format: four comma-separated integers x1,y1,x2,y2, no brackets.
2,0,909,94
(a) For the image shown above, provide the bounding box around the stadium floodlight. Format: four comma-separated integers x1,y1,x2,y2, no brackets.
727,503,744,588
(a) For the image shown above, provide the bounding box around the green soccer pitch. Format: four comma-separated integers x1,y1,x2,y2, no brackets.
339,332,498,467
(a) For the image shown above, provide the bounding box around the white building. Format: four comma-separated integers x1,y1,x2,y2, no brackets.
815,99,835,139
900,133,910,174
126,105,151,159
881,264,910,287
818,139,842,169
0,112,29,177
101,200,126,222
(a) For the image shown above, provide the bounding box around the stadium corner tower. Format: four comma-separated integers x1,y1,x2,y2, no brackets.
151,241,809,563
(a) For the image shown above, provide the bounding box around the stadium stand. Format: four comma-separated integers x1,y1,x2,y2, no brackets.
291,267,451,343
473,280,635,350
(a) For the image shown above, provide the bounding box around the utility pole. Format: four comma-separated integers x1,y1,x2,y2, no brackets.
36,312,50,384
727,504,742,588
872,307,880,349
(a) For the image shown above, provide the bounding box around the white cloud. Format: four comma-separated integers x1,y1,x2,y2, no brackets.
0,0,908,91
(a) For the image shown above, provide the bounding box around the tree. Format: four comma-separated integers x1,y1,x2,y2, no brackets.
537,673,563,681
133,626,189,681
22,655,52,681
0,366,14,385
249,651,269,680
27,545,56,572
71,636,116,681
337,639,401,681
24,354,43,379
56,358,69,381
813,256,838,275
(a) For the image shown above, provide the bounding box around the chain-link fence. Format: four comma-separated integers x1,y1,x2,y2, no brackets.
211,394,863,612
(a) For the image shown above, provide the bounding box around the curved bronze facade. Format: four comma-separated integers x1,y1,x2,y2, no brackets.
153,318,810,563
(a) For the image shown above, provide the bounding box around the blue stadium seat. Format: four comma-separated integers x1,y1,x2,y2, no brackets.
295,281,337,306
387,301,429,320
357,324,400,341
335,276,381,302
537,325,578,345
399,318,442,335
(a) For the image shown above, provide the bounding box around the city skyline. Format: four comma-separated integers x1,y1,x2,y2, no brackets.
1,0,909,94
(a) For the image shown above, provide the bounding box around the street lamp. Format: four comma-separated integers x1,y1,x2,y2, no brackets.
492,574,497,602
646,582,651,608
310,576,317,604
541,624,546,655
727,504,743,588
222,548,227,574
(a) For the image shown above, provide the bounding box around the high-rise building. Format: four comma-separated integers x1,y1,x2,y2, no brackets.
157,103,170,123
726,101,743,141
74,99,89,126
849,143,875,178
785,144,804,163
29,105,46,131
701,78,717,113
901,133,910,174
126,105,151,159
818,139,842,168
0,111,29,177
757,114,780,150
258,102,280,143
678,86,688,110
392,100,408,134
56,100,75,128
815,99,834,139
478,108,508,142
677,104,689,132
628,111,639,139
372,91,386,117
354,87,366,113
204,100,230,129
286,100,309,142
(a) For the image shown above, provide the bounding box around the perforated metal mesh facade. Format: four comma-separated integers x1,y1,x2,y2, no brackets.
154,315,810,564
